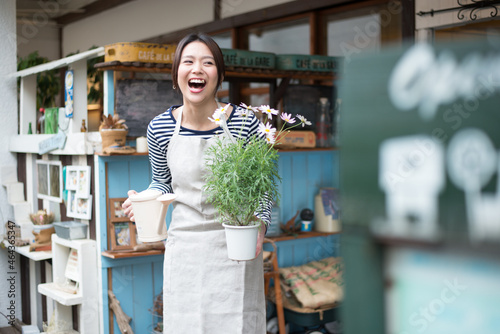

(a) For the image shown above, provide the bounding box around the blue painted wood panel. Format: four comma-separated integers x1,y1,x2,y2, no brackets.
111,265,134,332
265,234,340,268
131,262,155,330
277,150,338,222
97,149,338,333
106,158,151,198
97,155,163,334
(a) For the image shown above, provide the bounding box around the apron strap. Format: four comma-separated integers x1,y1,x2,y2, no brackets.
173,102,234,142
218,103,238,144
173,106,184,136
220,115,236,144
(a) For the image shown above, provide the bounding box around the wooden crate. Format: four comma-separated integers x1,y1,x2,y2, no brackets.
277,130,316,148
105,42,177,64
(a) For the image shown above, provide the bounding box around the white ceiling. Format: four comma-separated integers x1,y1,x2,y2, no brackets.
17,0,95,20
16,0,133,26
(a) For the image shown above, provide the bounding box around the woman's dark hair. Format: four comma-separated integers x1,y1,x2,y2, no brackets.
171,33,225,93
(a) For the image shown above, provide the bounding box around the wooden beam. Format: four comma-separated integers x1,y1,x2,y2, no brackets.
40,256,47,323
309,12,323,55
20,256,31,324
401,0,416,43
230,28,238,49
214,0,221,21
72,305,79,331
108,268,114,334
55,0,135,26
273,77,291,108
88,154,97,240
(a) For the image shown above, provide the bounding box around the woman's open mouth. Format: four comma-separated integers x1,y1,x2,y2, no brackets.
188,78,206,91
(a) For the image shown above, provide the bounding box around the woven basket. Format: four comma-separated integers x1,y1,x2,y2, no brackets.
100,129,128,149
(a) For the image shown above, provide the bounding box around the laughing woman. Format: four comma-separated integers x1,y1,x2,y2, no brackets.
122,33,271,333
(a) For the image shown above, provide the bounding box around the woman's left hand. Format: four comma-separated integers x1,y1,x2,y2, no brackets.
254,219,266,258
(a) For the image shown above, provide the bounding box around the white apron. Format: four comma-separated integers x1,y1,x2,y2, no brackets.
163,106,266,334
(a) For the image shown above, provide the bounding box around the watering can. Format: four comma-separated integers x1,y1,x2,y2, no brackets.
129,190,176,242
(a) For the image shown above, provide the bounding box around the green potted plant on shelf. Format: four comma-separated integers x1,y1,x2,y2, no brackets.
18,51,61,134
18,51,61,110
203,103,311,260
86,46,104,105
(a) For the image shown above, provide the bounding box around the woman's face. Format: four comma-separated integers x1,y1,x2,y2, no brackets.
177,41,219,106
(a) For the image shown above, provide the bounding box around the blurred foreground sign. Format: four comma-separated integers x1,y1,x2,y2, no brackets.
341,39,500,244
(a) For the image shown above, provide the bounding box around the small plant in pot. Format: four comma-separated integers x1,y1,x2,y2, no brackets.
203,103,311,260
29,209,55,227
29,209,56,251
99,113,128,149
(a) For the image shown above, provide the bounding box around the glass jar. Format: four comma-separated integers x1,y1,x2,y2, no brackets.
315,97,331,148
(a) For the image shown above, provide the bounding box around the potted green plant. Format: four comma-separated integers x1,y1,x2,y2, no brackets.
203,103,311,260
17,51,61,110
99,113,128,149
18,52,61,134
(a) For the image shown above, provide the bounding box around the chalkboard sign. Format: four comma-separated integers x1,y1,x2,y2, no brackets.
116,79,183,137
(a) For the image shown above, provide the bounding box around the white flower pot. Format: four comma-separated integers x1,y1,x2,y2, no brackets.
222,222,259,261
33,223,54,233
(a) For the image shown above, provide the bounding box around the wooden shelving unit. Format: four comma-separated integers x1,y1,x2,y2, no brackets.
95,147,338,157
96,151,148,156
38,284,83,306
99,232,338,259
95,60,336,107
278,147,339,153
93,58,340,334
101,249,163,259
38,235,98,333
94,61,335,81
270,231,340,242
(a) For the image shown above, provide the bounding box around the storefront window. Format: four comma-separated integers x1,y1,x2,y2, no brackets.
326,3,402,60
242,18,310,105
327,14,381,57
248,18,310,54
211,31,232,49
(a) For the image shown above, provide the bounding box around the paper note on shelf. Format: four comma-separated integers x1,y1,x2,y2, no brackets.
320,188,340,218
64,248,79,282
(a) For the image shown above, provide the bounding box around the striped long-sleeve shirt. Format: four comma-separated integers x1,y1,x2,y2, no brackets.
146,103,272,224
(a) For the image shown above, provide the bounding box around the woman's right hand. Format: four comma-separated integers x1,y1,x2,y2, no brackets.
122,190,138,222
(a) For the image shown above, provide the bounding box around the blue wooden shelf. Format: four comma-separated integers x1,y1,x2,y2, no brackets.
95,142,339,334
